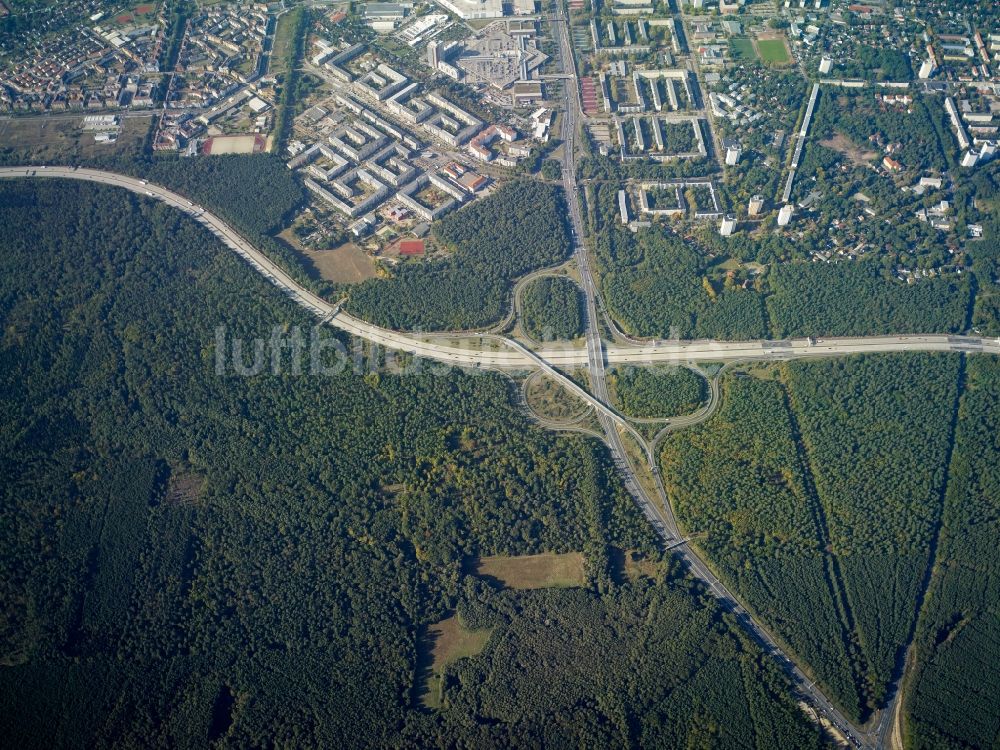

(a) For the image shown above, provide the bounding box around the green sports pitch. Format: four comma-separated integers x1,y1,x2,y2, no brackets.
729,37,758,61
757,38,791,64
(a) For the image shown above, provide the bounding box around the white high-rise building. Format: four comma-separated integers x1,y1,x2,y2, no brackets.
427,41,440,69
725,144,741,166
618,190,630,225
819,56,833,75
720,215,737,236
777,204,794,226
961,151,979,168
918,59,936,79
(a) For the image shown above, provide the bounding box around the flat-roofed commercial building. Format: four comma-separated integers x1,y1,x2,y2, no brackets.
433,0,503,19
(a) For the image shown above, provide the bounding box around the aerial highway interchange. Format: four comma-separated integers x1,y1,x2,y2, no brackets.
0,0,1000,750
3,159,997,750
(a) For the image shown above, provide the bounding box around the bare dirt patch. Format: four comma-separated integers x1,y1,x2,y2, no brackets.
164,471,205,506
202,134,265,155
820,133,878,167
285,238,378,284
0,115,151,163
470,552,586,589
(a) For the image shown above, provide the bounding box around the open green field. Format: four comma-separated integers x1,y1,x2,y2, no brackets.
757,38,791,65
268,9,298,76
625,552,659,579
418,615,493,709
280,236,378,284
729,37,758,61
471,552,587,589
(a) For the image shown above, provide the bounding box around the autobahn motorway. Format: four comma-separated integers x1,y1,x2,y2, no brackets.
5,163,1000,747
4,166,998,370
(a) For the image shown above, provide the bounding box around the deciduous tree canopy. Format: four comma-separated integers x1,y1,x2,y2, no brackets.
521,276,583,341
347,181,571,330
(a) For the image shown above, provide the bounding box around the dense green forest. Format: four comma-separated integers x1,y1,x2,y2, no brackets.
430,580,824,749
611,366,706,419
0,142,306,244
520,275,583,340
346,181,571,330
137,155,322,295
589,182,976,340
840,47,912,82
663,354,964,720
694,218,803,265
0,179,823,747
783,354,962,708
767,261,971,338
0,149,323,297
592,203,768,340
972,215,1000,335
141,155,305,239
661,374,867,719
904,357,1000,749
967,166,1000,335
